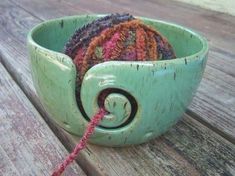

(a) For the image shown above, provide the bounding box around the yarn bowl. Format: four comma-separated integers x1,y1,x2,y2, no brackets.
27,15,208,147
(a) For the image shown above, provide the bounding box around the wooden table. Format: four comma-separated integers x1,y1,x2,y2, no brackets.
0,0,235,175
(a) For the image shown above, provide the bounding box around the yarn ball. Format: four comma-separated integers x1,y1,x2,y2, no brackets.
65,13,176,81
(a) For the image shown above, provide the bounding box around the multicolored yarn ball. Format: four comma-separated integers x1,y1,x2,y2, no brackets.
52,14,176,176
65,13,176,85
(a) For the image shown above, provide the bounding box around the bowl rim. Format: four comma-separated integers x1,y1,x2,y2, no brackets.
27,14,208,66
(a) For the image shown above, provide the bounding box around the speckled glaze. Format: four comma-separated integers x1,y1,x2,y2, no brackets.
27,15,208,146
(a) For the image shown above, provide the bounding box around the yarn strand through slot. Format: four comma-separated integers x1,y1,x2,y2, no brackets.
51,108,107,176
52,13,176,176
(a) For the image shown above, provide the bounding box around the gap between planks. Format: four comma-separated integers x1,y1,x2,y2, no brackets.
0,62,86,176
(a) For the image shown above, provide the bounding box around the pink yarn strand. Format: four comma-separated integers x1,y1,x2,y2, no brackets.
51,108,106,176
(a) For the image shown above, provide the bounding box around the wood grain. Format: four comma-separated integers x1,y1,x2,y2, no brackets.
173,0,235,16
0,0,235,175
63,116,235,176
0,63,86,176
9,0,235,142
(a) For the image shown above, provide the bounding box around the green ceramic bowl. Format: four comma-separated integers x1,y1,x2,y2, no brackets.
27,15,208,146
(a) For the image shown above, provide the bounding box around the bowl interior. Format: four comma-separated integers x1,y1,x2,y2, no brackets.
31,15,205,59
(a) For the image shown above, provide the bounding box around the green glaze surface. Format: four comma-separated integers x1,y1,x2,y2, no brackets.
27,15,208,146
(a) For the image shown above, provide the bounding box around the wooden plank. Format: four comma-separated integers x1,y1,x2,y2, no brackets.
0,0,235,175
172,0,235,16
64,116,235,176
9,0,235,142
0,63,86,176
